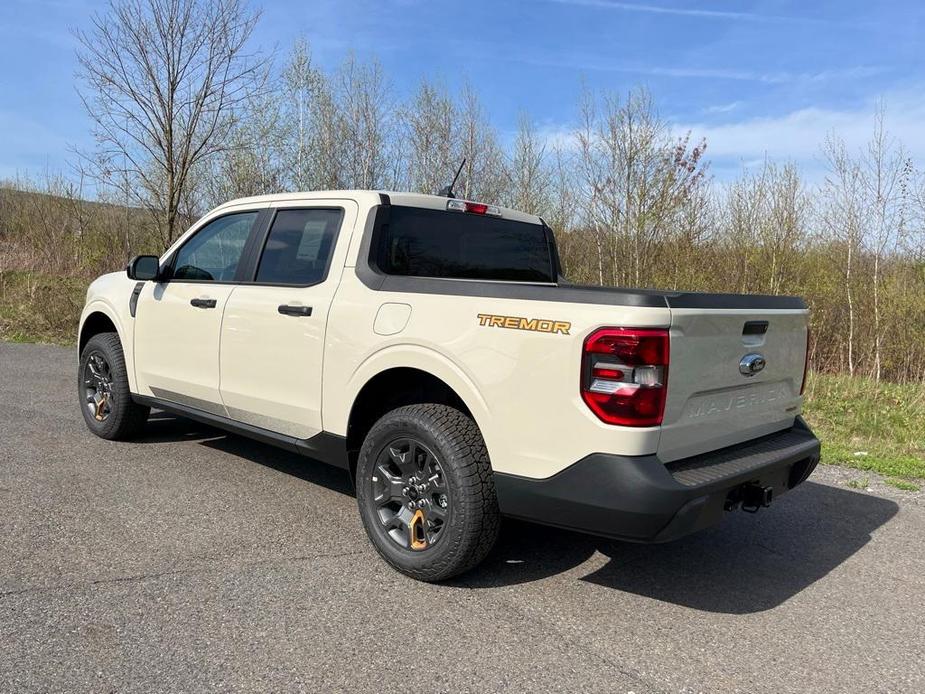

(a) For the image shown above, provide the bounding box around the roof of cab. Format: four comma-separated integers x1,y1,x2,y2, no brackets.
213,190,543,225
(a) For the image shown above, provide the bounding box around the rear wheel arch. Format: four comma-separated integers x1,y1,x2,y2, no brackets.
345,367,485,482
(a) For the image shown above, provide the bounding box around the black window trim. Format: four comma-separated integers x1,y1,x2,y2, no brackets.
161,205,347,289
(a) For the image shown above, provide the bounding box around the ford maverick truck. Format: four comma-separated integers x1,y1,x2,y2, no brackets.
78,191,820,581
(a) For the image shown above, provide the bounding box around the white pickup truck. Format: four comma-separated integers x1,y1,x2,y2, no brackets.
78,190,820,581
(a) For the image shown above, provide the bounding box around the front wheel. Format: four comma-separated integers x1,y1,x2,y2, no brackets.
356,404,500,582
78,332,149,440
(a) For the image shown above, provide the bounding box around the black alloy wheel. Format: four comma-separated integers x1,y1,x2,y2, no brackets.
83,351,115,423
370,437,450,551
78,332,149,440
356,404,500,582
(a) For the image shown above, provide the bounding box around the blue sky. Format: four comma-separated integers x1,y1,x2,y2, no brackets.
2,0,924,184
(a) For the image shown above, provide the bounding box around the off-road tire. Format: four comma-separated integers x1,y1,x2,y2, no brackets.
356,404,500,582
78,332,149,440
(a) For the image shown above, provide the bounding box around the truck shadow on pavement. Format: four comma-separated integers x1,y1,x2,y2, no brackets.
459,482,899,614
139,413,899,615
140,412,356,495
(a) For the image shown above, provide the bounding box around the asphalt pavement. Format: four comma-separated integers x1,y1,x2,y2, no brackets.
1,342,923,693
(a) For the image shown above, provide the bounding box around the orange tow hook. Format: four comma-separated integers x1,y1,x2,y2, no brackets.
94,394,108,421
409,508,427,550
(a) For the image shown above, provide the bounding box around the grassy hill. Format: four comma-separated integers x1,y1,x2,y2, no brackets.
0,184,160,343
803,373,925,489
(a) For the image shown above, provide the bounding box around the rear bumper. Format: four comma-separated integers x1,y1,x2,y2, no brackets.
494,417,820,543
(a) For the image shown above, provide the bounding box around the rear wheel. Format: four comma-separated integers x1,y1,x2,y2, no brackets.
78,332,149,440
356,404,500,582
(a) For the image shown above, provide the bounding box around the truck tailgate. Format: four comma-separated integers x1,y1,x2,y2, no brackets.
657,308,808,463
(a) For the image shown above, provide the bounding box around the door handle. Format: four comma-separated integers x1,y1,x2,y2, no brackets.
278,304,312,317
190,298,217,309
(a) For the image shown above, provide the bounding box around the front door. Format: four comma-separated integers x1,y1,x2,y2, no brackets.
134,210,261,413
219,202,356,438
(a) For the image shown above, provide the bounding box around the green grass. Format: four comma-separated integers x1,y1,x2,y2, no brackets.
846,477,869,489
884,478,921,492
0,270,84,345
803,372,925,484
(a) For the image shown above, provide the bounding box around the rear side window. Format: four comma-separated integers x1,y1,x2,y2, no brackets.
255,208,344,285
377,206,555,283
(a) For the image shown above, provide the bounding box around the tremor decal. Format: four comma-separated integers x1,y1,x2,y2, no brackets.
477,313,571,335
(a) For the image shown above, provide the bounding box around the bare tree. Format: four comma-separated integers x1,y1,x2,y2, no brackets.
764,163,807,295
721,160,806,295
821,109,912,381
503,115,551,215
282,37,316,191
75,0,266,247
821,135,865,376
402,81,460,195
576,87,708,287
859,107,911,381
303,71,345,191
202,87,287,206
575,88,611,285
911,169,925,266
336,55,391,189
457,86,506,202
280,44,358,192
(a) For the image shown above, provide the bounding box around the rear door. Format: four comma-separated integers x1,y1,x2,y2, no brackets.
657,308,808,462
219,201,357,439
134,209,262,413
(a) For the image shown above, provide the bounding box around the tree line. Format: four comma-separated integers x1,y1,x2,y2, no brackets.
0,0,923,383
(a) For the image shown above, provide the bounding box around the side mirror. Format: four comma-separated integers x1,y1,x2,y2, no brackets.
126,255,161,281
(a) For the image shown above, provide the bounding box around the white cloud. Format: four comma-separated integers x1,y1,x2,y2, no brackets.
517,54,884,85
703,101,742,114
545,0,810,23
529,90,925,183
673,91,925,180
535,124,581,152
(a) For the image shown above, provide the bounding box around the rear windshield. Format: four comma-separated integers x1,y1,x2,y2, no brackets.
375,206,555,283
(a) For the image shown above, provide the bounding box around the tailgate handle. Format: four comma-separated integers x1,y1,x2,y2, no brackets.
742,321,768,336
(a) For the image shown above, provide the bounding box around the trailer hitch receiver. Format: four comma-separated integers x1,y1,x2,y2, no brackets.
741,484,773,513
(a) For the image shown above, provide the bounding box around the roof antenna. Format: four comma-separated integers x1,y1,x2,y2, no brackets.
438,158,466,198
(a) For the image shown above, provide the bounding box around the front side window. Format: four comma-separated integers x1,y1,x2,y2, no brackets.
172,212,258,282
255,208,343,285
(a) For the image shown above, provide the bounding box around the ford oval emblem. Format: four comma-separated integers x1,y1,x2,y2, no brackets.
739,353,766,376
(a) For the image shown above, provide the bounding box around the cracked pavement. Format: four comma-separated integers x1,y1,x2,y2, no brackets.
2,342,924,692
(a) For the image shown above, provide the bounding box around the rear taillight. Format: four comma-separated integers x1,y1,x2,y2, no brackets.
581,328,669,427
800,326,811,395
